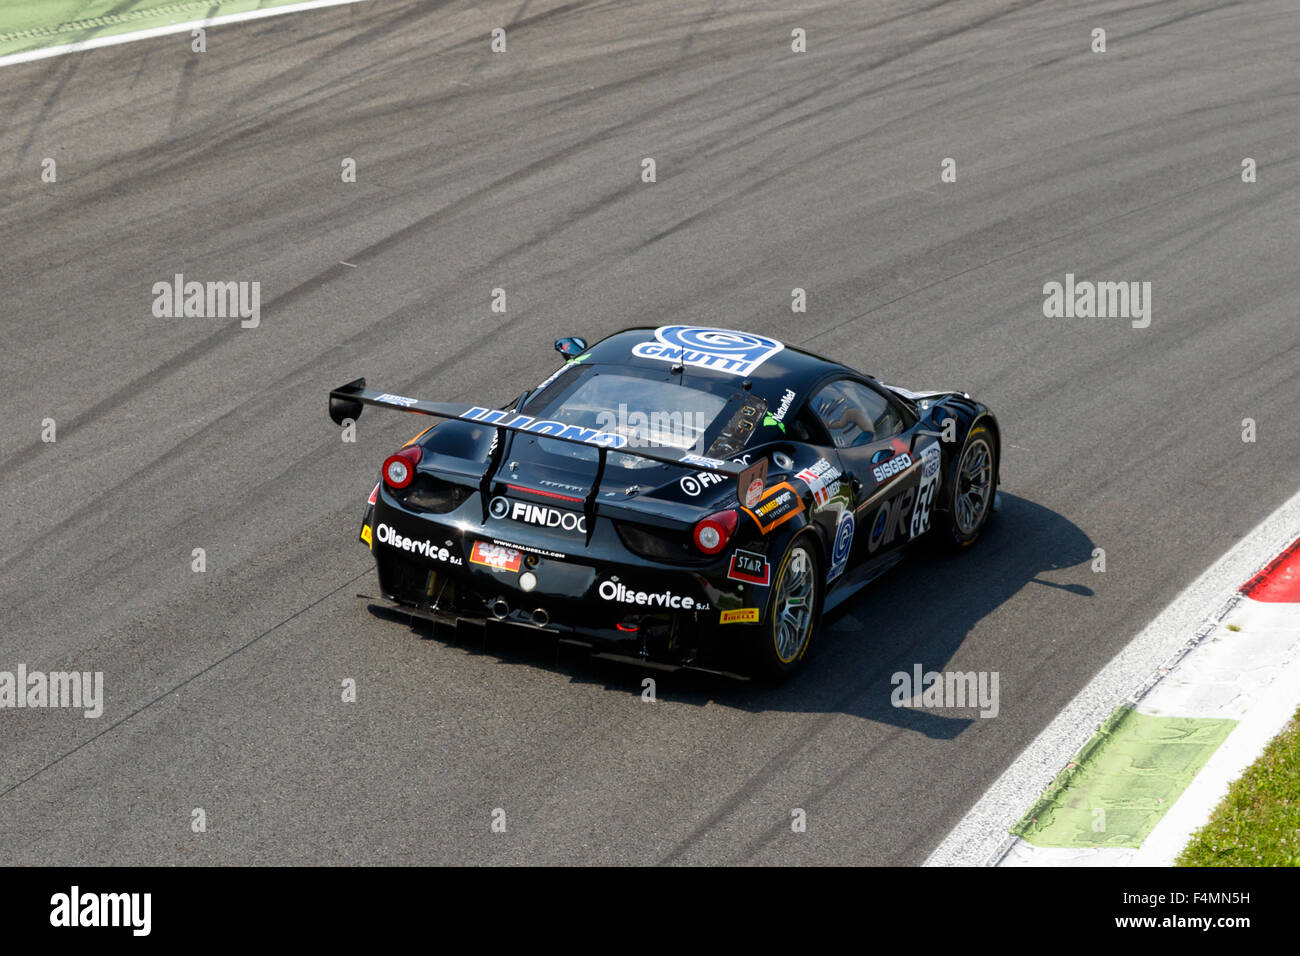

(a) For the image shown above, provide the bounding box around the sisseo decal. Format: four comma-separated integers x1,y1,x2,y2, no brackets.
631,326,784,377
828,511,854,582
911,443,942,538
872,452,913,483
597,580,706,610
870,438,915,485
375,523,462,564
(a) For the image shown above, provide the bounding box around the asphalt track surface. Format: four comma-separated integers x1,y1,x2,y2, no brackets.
1,0,1298,865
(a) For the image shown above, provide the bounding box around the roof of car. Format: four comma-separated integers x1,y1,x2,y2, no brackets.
581,326,858,405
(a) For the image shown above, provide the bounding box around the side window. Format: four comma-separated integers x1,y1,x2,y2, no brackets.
788,404,829,445
812,380,905,448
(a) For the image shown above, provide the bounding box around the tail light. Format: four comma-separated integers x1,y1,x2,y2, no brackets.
693,509,738,555
382,446,423,489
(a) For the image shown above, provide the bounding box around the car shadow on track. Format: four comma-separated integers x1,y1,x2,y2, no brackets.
367,492,1093,737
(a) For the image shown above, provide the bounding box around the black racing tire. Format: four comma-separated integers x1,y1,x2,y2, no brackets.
942,422,998,550
745,529,825,680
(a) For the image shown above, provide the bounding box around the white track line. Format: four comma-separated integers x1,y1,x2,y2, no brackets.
0,0,371,69
925,486,1300,867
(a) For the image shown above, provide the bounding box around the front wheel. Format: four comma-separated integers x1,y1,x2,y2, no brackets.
943,423,997,549
746,531,824,680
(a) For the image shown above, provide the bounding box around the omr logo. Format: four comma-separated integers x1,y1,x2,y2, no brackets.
868,488,916,552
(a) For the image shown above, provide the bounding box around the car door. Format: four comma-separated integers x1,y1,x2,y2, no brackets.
808,378,936,577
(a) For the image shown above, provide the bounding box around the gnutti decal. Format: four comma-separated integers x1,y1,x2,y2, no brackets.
375,523,462,564
632,326,784,377
597,580,706,610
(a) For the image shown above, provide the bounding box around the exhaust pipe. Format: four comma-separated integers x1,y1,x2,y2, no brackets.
531,608,550,628
490,598,509,620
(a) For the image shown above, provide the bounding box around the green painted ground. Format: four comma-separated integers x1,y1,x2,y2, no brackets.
1011,706,1237,849
0,1,339,59
1178,707,1300,866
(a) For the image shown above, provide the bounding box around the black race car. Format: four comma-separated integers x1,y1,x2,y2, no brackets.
329,326,1000,678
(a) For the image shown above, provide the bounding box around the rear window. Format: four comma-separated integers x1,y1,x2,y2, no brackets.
524,368,729,468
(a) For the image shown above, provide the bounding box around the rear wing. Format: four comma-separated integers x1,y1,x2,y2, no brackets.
329,379,754,538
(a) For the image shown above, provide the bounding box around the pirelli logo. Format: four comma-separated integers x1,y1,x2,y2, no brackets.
720,608,760,624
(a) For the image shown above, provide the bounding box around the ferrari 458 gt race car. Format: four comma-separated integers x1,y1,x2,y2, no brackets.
329,326,1000,679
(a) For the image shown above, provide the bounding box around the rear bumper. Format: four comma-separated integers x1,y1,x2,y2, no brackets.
360,492,764,666
358,590,752,678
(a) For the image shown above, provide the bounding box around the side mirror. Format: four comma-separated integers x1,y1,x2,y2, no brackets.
554,336,588,358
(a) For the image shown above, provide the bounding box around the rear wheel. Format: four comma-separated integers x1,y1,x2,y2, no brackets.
747,531,823,680
943,423,997,549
